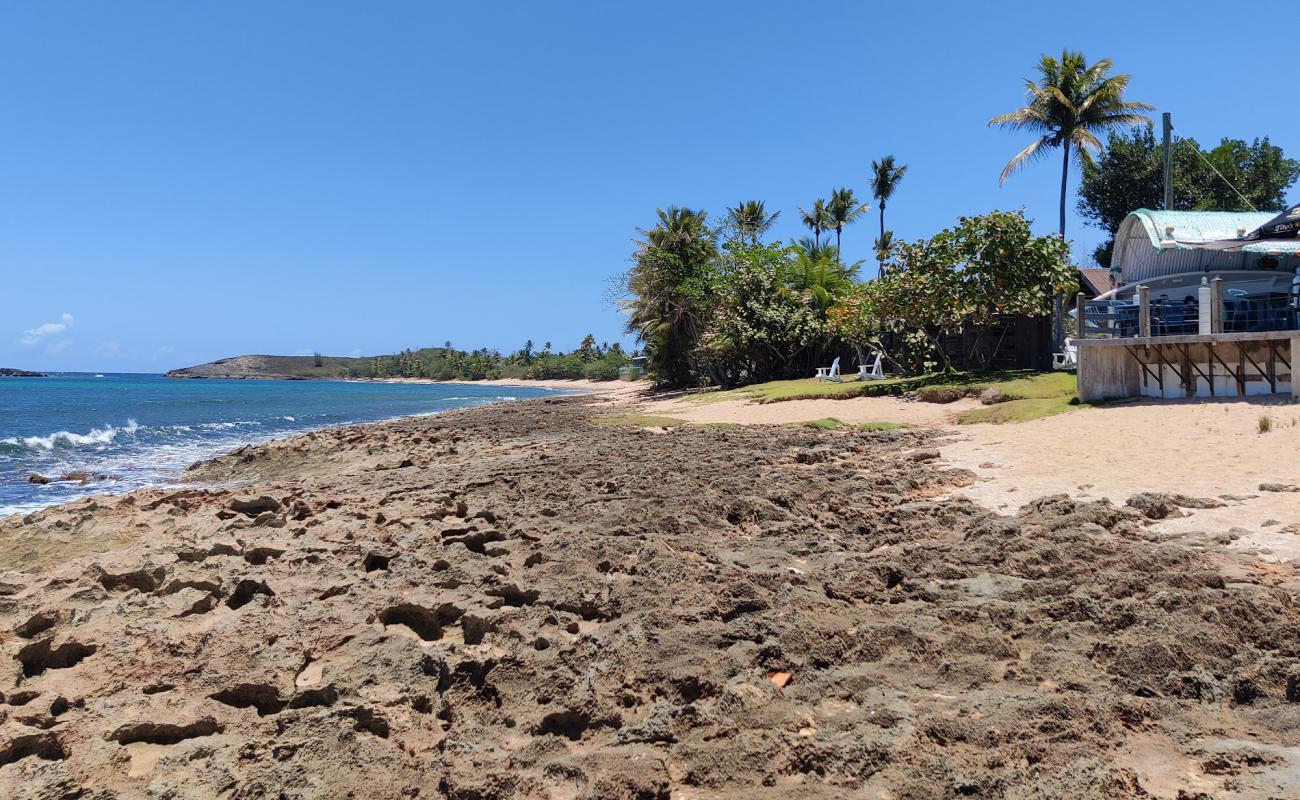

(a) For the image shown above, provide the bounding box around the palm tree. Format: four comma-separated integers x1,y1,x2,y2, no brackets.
990,50,1151,349
826,187,868,254
643,206,714,255
725,200,780,244
869,156,908,250
990,51,1152,237
624,207,719,386
799,198,833,249
787,241,861,313
873,230,896,271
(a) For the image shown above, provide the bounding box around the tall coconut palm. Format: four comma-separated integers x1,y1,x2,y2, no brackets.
990,51,1152,238
869,156,908,249
990,50,1151,349
826,187,868,254
725,200,780,244
799,198,833,249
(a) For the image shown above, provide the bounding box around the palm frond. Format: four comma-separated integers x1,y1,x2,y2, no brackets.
998,136,1052,183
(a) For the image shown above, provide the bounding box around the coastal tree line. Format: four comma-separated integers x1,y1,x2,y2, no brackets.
355,338,633,381
621,50,1298,387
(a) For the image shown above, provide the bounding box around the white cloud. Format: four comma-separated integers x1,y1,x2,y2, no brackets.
20,313,74,347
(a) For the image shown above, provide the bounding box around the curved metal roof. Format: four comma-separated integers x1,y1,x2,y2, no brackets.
1124,208,1280,246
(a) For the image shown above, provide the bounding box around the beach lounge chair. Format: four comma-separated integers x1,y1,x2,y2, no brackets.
856,354,885,381
1052,340,1078,371
815,357,842,382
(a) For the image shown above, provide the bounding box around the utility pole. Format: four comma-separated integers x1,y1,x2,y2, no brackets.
1162,112,1174,210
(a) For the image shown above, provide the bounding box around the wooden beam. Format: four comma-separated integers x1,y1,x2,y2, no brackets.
1274,339,1291,371
1242,344,1267,392
1155,344,1170,394
1267,340,1278,393
1237,343,1248,395
1124,346,1161,387
1181,343,1212,394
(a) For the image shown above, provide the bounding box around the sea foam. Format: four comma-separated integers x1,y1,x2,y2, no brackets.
2,419,139,451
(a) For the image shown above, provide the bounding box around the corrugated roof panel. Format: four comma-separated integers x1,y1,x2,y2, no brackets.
1129,208,1280,244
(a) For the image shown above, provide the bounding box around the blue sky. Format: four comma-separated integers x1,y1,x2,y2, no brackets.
3,1,1296,372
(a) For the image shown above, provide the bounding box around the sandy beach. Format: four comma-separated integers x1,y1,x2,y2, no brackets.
3,393,1300,798
642,388,1300,560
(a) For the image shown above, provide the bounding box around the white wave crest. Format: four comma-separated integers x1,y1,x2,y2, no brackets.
2,420,139,451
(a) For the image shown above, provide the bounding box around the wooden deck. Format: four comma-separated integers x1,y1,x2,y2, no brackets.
1076,331,1298,402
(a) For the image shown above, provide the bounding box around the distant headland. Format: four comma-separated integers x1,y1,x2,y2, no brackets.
167,341,633,382
0,368,48,377
165,354,356,380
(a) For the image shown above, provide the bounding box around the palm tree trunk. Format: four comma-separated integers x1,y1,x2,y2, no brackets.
878,203,886,273
1053,138,1071,352
836,227,842,254
1058,139,1070,237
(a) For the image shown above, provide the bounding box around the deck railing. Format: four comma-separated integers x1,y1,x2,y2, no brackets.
1076,280,1298,340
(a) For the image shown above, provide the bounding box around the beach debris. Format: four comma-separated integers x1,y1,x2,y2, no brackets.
1260,483,1300,493
767,671,793,688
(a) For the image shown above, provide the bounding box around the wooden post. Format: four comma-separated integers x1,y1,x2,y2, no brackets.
1211,278,1224,334
1075,292,1086,340
1138,285,1151,338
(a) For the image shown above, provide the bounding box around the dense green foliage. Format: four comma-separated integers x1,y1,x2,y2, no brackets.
1078,127,1300,266
623,203,1070,386
830,211,1073,372
361,337,632,381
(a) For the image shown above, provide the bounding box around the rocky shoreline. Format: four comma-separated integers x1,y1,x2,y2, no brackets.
2,396,1299,798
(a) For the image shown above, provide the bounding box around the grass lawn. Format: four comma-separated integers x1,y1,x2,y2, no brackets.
687,370,1084,425
783,418,909,431
926,371,1082,424
689,375,926,405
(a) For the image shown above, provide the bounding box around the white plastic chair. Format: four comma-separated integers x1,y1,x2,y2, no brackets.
1053,340,1078,370
857,354,885,381
815,356,842,381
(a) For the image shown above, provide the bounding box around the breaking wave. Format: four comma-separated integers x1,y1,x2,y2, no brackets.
1,420,139,452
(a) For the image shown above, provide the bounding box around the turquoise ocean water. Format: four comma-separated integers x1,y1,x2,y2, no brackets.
0,373,557,517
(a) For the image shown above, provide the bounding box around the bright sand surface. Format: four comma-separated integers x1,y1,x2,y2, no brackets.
640,389,1300,561
942,397,1300,560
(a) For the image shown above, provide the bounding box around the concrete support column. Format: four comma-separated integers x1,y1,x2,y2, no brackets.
1198,282,1212,335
